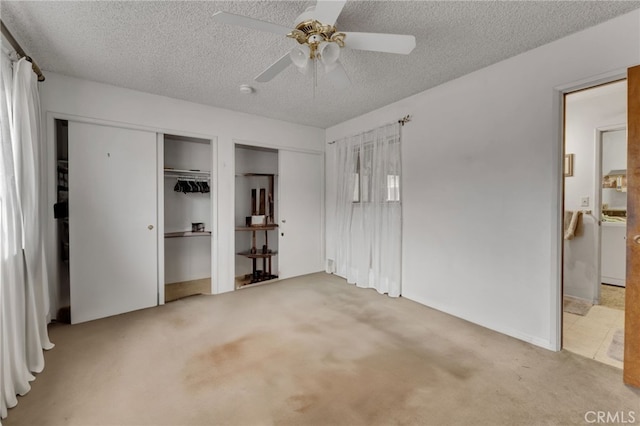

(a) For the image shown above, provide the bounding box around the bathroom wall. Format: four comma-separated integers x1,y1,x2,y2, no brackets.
601,129,628,210
563,81,626,302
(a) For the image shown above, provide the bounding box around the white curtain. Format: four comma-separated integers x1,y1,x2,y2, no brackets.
333,122,402,297
0,52,53,419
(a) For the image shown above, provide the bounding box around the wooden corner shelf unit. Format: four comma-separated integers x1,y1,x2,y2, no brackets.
236,224,278,284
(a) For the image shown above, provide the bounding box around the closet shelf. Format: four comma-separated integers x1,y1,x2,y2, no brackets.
165,231,211,238
235,225,278,231
235,173,278,177
237,251,278,259
164,168,211,178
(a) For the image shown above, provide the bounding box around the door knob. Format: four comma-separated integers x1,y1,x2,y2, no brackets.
634,235,640,244
148,225,154,230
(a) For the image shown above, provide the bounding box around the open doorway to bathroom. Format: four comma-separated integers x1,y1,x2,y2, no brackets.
562,80,626,368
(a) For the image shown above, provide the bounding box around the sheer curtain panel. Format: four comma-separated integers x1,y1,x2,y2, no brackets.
0,53,53,419
332,122,402,297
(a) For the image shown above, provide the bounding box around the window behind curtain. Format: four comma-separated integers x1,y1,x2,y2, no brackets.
352,137,400,203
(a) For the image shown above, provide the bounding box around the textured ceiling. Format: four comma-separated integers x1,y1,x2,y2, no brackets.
2,1,639,128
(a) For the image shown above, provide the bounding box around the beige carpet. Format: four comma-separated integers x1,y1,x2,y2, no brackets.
601,284,625,311
5,273,639,425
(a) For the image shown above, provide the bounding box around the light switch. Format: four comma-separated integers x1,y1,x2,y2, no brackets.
580,196,589,207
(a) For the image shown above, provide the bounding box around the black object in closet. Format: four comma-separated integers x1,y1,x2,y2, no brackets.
174,179,210,194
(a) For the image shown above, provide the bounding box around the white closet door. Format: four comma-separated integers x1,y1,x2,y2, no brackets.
69,122,158,323
278,150,323,279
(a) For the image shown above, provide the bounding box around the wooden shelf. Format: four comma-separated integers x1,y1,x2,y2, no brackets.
235,173,278,177
165,231,211,238
235,225,278,231
237,251,277,259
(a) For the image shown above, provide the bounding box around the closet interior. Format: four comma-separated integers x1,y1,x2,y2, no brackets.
164,134,213,301
54,119,70,322
235,144,279,288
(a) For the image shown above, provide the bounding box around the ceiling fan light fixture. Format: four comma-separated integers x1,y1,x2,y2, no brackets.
290,44,311,68
318,41,340,71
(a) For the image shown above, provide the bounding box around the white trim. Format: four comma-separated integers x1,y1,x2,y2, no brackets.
555,69,627,94
233,137,324,155
210,137,219,295
157,133,165,305
403,291,555,351
549,89,564,352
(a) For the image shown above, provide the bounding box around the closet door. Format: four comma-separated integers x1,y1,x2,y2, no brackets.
68,122,158,323
278,150,323,279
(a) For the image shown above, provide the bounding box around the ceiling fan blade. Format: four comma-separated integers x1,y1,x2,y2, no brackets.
325,61,350,89
313,0,346,26
343,32,416,54
212,11,291,35
255,52,293,82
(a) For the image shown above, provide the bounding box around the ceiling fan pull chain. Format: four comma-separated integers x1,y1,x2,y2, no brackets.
313,59,318,98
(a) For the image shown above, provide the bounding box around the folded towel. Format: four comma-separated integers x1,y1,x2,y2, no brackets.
564,210,583,240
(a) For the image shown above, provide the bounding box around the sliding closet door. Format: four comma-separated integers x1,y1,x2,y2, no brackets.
278,150,323,279
68,122,158,324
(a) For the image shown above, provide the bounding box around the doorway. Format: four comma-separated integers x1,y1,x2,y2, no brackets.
562,80,627,368
233,143,325,289
234,143,280,288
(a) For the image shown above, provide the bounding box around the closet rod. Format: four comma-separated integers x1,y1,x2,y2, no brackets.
1,20,45,82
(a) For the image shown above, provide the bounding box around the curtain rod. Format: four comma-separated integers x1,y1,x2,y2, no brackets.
328,114,411,144
1,20,45,82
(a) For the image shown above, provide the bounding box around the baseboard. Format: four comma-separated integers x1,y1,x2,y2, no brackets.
402,290,555,351
165,277,211,302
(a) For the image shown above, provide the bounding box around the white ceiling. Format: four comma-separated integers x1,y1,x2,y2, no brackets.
2,1,639,128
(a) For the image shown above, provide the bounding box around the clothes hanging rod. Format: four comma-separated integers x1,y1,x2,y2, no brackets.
328,114,411,144
1,20,45,82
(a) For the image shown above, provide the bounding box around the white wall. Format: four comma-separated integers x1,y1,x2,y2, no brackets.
602,129,628,209
563,83,626,302
41,73,324,316
326,10,640,350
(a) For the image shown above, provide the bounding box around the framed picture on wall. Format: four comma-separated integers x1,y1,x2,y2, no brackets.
564,153,574,177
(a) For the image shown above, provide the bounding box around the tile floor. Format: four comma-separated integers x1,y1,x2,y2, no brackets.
563,304,624,369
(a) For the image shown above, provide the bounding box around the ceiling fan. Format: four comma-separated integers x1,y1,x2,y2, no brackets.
212,0,416,88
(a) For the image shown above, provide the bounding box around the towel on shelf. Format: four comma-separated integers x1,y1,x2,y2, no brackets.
564,210,583,240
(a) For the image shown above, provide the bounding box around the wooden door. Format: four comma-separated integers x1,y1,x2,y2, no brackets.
69,122,158,324
278,150,323,279
625,65,640,386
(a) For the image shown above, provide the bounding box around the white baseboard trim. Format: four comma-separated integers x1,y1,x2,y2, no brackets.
402,291,555,351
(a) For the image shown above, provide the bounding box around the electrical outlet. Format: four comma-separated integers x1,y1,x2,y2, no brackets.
580,196,589,207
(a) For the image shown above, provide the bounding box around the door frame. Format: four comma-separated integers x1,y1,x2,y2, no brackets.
553,70,627,351
232,138,325,289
